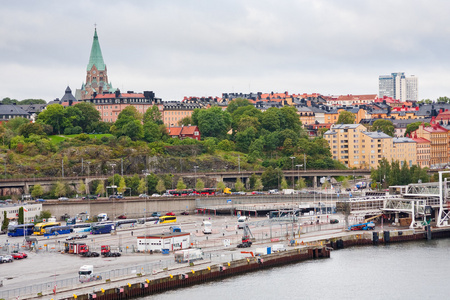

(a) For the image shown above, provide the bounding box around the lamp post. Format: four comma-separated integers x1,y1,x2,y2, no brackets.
194,166,199,189
110,163,116,220
304,154,306,172
290,157,295,190
62,159,64,178
296,164,303,190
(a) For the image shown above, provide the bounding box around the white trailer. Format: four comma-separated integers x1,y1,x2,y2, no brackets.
202,221,212,234
174,249,203,263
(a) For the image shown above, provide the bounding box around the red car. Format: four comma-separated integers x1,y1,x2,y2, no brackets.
18,252,27,258
166,212,175,216
117,215,127,219
11,253,24,259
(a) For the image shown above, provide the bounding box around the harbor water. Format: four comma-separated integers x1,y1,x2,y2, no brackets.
142,239,450,300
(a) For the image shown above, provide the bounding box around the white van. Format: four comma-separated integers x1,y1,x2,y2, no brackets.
272,244,286,252
237,216,247,229
202,221,212,234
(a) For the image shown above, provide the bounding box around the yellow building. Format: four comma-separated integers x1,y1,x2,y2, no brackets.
163,102,201,127
391,137,417,167
412,123,448,167
411,136,431,168
324,124,417,169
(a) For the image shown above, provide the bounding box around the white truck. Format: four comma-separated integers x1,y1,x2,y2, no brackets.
202,221,212,234
78,265,103,283
97,213,108,222
174,249,203,263
237,216,248,229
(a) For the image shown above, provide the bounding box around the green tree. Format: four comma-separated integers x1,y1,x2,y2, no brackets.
337,111,356,124
156,179,166,194
73,102,101,132
341,177,350,189
147,173,159,194
196,178,205,190
295,177,306,190
400,161,411,185
235,178,244,191
2,211,9,231
261,167,283,190
178,116,192,126
217,181,226,191
18,122,47,138
280,178,288,190
18,207,24,224
372,119,395,137
217,140,235,151
138,178,146,194
436,96,450,103
19,99,46,105
77,180,86,196
117,177,127,194
405,122,429,137
235,127,257,152
143,105,163,125
54,181,66,197
96,182,105,196
249,173,258,189
5,117,31,134
110,106,143,139
196,106,232,139
31,184,44,198
389,160,401,186
177,177,186,190
254,178,263,191
36,104,70,134
226,98,253,114
261,108,281,132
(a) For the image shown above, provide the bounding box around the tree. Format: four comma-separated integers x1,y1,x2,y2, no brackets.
18,122,47,138
337,111,355,124
110,106,143,139
5,117,31,134
146,173,159,194
372,119,395,137
436,96,450,103
296,177,307,190
54,181,66,197
77,180,86,196
117,177,127,194
254,178,263,191
341,177,350,189
31,184,44,198
261,167,283,190
96,182,105,196
137,178,146,194
2,211,9,231
18,207,24,224
196,179,205,190
178,116,192,126
177,177,186,190
156,179,166,194
73,102,101,132
235,178,245,191
280,178,288,190
405,122,429,137
227,98,253,114
389,160,401,186
36,104,70,134
217,181,226,191
400,161,411,185
196,106,232,139
143,105,163,125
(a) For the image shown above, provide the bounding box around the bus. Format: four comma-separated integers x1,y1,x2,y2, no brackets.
194,188,220,196
115,219,137,229
7,223,35,237
138,217,159,224
159,216,177,224
167,189,193,196
91,222,115,235
44,225,72,236
71,223,92,233
33,222,62,236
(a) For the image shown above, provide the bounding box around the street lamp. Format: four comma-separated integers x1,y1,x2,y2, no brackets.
290,157,295,190
110,163,117,220
194,166,199,189
296,164,303,190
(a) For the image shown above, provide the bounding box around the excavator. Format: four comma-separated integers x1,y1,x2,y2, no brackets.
237,224,254,248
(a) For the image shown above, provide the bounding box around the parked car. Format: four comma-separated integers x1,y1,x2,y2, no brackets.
17,252,27,258
251,191,264,195
35,198,45,202
58,197,69,201
139,194,148,198
11,253,24,259
82,195,97,200
117,214,127,219
0,255,13,263
151,193,161,197
166,212,175,216
180,211,189,215
151,212,161,217
66,234,87,241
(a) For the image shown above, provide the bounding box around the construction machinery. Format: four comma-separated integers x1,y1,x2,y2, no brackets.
348,222,375,231
237,224,254,248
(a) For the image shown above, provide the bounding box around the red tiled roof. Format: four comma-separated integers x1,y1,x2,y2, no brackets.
412,137,430,143
181,126,198,135
167,127,182,136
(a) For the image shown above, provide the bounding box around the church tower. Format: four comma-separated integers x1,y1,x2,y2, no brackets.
77,28,114,100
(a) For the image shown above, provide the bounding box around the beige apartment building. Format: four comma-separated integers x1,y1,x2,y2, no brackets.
324,124,416,169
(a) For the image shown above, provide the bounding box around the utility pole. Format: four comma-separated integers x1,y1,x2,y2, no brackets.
290,156,295,190
62,159,64,178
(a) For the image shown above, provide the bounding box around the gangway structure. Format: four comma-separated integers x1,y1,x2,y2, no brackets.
337,171,450,229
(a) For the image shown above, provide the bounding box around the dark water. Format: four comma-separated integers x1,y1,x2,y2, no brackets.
141,239,450,300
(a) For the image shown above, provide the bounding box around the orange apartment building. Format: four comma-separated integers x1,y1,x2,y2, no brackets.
163,102,202,127
412,122,448,167
411,135,431,168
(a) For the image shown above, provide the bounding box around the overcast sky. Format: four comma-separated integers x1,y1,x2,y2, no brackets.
1,0,450,102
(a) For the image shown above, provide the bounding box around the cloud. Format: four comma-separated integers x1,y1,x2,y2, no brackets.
1,0,450,101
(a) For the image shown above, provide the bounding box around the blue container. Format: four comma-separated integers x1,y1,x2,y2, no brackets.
267,247,271,255
161,248,170,255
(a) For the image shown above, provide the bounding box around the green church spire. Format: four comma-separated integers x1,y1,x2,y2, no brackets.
87,28,106,71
